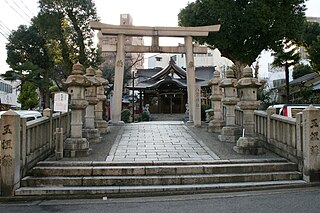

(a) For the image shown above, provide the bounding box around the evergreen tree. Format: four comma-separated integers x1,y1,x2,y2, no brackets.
292,63,314,79
272,40,300,103
5,24,53,108
178,0,306,77
303,22,320,73
17,81,40,110
39,0,100,68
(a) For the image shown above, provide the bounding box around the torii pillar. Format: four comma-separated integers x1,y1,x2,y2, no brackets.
112,34,125,124
90,22,220,125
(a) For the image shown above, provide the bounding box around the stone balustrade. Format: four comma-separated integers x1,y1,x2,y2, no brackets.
0,110,70,196
254,108,303,169
253,106,319,182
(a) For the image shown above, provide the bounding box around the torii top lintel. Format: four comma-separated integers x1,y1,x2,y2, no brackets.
90,21,220,37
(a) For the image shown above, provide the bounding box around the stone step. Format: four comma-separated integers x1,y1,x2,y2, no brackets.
21,171,302,187
15,180,307,197
35,158,289,167
31,162,298,177
16,158,304,198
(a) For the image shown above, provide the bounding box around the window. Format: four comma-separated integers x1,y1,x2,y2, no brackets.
155,57,162,62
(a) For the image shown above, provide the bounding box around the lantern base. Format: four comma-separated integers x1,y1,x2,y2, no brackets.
64,137,91,157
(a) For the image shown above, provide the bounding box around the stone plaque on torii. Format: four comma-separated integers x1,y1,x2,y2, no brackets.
90,21,220,125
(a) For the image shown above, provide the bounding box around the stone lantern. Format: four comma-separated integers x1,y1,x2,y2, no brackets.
218,68,241,142
207,70,224,133
63,62,92,157
233,66,264,154
95,69,109,134
83,66,101,143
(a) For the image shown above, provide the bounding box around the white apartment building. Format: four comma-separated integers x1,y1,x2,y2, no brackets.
147,48,233,74
0,78,21,109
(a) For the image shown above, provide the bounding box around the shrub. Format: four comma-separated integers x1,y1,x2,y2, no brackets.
141,111,150,121
121,109,131,123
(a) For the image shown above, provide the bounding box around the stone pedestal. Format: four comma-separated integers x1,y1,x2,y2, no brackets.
208,70,224,133
218,69,241,142
233,66,263,155
83,66,101,143
233,137,265,155
63,63,91,157
95,69,110,133
219,126,242,143
0,110,21,196
302,105,320,182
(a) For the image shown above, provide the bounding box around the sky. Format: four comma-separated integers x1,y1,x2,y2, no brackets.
0,0,319,76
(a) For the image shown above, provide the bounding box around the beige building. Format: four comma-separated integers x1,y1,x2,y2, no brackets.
97,14,144,71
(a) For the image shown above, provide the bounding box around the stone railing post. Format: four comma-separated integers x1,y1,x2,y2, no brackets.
266,107,276,142
43,108,53,150
0,110,21,196
207,70,224,133
296,112,303,163
62,62,91,157
95,69,109,133
233,66,264,155
83,66,102,143
218,69,241,142
302,105,320,182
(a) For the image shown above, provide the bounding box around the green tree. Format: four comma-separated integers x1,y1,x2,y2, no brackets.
272,40,300,104
38,0,100,68
257,81,277,110
17,81,40,110
292,63,314,79
302,21,320,73
5,0,102,108
5,24,53,108
178,0,306,77
32,12,76,89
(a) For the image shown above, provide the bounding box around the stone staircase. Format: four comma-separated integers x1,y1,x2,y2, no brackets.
15,158,306,198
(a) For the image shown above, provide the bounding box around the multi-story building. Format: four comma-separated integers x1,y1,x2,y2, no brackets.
97,14,144,71
0,78,20,110
147,48,233,76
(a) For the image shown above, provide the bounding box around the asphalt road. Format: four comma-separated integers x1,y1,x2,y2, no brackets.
1,187,320,213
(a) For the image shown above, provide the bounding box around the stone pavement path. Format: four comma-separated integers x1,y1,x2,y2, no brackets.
106,121,220,162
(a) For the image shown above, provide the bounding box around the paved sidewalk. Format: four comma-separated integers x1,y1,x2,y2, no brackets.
50,115,281,162
106,121,220,162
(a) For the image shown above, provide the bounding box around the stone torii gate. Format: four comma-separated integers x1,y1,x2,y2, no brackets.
90,21,220,125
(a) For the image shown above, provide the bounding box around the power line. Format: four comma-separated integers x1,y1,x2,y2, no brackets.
12,0,32,20
0,26,10,38
18,0,36,17
0,20,12,33
0,30,8,40
0,22,11,36
4,0,31,24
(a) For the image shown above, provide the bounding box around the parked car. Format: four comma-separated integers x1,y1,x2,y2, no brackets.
269,104,320,118
0,110,42,122
267,104,284,115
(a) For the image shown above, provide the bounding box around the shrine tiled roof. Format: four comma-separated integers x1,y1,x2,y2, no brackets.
127,60,215,89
